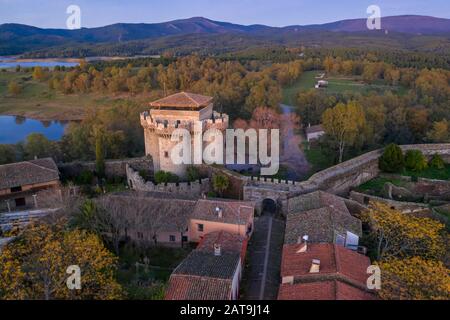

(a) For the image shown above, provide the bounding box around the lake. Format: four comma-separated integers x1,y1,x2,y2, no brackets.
0,116,67,144
0,57,79,69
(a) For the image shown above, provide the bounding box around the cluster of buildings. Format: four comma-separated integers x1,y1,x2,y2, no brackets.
278,191,376,300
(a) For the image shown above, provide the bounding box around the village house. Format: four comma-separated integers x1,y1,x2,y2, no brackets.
305,124,325,142
0,158,60,213
106,192,255,247
189,199,255,242
165,231,247,300
286,191,362,250
278,242,376,300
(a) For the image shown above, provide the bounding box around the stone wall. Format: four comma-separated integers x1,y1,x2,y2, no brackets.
59,157,153,179
126,164,210,197
349,191,430,214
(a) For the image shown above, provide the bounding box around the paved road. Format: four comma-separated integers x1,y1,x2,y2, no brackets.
241,211,286,300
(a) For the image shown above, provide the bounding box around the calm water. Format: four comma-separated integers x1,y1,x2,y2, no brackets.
0,116,67,144
0,57,79,69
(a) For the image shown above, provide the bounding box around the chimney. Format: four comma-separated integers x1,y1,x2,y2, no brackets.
214,244,221,256
309,259,321,273
216,207,223,218
296,235,309,253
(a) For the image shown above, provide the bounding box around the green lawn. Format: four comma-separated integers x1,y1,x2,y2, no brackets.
303,142,335,176
402,164,450,180
282,70,319,105
282,70,407,106
356,177,408,196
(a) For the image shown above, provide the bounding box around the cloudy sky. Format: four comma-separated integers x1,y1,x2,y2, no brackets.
1,0,449,28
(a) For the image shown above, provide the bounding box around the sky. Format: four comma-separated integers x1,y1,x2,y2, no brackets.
1,0,449,29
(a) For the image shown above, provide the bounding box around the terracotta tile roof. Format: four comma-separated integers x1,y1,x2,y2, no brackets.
284,206,362,244
0,158,59,190
197,231,248,264
192,199,254,225
165,249,241,300
105,193,197,232
278,280,377,300
306,124,325,135
279,243,375,300
285,191,361,244
165,276,232,300
173,250,240,279
150,92,213,109
288,191,350,215
281,243,371,286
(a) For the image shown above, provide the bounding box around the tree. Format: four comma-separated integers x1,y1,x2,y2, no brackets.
23,133,59,160
0,145,16,164
404,149,428,172
377,257,450,300
154,171,179,184
94,127,106,179
429,154,445,170
212,174,230,197
362,202,446,261
186,166,200,182
379,143,404,173
32,66,45,81
8,80,22,96
0,222,122,300
321,101,366,163
427,120,449,143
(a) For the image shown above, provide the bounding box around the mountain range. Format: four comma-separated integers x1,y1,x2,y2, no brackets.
1,15,450,56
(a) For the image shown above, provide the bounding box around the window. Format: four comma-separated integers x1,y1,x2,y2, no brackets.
11,186,22,193
137,232,144,239
164,151,169,158
15,198,26,207
197,224,204,232
169,235,176,242
182,236,188,243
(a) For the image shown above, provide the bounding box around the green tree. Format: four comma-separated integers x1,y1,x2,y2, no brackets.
187,166,200,182
32,66,45,81
23,133,59,160
379,143,404,173
429,154,445,170
154,171,179,184
0,145,17,164
8,80,22,96
405,150,428,172
212,174,230,197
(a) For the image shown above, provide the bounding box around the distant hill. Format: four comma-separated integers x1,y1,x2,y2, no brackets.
1,15,449,56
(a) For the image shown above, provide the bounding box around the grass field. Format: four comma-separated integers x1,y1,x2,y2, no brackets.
282,70,407,106
403,164,450,180
0,70,156,121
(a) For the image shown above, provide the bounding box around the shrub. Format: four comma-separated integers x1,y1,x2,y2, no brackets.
154,171,179,184
405,150,428,172
212,174,230,197
186,166,200,182
429,154,445,170
379,144,404,173
76,170,94,185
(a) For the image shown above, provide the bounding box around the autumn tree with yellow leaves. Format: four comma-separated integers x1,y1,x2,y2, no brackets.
0,222,122,300
321,101,366,163
377,257,450,300
362,202,446,261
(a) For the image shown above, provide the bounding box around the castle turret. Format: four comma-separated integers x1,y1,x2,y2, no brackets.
141,92,229,178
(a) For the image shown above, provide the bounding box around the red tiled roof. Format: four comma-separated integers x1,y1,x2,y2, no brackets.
150,92,213,108
278,280,377,300
165,275,232,300
280,243,371,286
192,199,254,225
197,231,248,264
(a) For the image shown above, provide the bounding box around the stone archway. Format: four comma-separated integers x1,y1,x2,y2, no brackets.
262,198,277,216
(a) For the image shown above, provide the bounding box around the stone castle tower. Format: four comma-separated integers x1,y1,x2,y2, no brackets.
141,92,229,178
